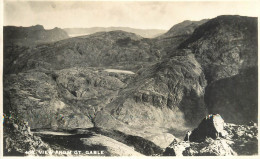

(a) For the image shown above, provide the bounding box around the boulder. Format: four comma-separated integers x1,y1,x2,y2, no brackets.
184,114,226,142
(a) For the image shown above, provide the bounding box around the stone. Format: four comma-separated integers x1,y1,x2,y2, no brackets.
184,114,225,142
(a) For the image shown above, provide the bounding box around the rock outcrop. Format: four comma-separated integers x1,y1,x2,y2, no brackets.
178,15,258,125
179,15,258,83
164,138,237,156
163,114,258,156
94,53,207,147
205,67,258,124
4,67,133,130
184,114,226,142
3,112,53,156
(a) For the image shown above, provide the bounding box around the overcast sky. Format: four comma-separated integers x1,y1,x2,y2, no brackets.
4,1,259,30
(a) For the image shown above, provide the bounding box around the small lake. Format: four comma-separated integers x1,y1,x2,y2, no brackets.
104,69,135,74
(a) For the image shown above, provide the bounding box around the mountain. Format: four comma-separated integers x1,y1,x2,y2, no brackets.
157,19,209,39
4,67,135,130
179,15,257,83
64,27,166,38
4,25,69,46
94,52,207,147
152,19,208,58
94,15,257,147
4,31,162,74
3,15,258,156
178,15,258,124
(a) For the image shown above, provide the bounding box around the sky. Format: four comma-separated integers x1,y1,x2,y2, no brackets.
3,0,260,30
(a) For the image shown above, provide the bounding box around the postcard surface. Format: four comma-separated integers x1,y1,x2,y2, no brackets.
1,0,259,158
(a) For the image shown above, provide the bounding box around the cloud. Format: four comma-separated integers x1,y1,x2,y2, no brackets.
4,1,259,30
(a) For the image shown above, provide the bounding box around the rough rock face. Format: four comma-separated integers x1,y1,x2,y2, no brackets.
3,112,53,156
164,138,236,156
205,67,258,124
4,67,133,130
179,15,257,83
94,53,207,147
178,15,258,125
184,114,226,142
4,25,69,46
4,31,161,74
163,114,258,156
224,123,258,155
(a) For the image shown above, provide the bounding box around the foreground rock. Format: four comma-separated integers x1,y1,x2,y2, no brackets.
184,114,226,142
3,112,53,156
163,114,258,156
164,138,236,156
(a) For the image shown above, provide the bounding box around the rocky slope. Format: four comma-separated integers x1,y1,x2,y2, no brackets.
3,15,258,156
94,15,257,148
163,114,258,156
4,67,134,130
94,53,208,147
4,31,161,74
205,67,258,124
3,112,53,156
179,15,257,83
4,25,69,46
4,20,208,75
177,15,258,125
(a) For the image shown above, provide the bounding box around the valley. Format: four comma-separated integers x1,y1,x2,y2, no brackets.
3,15,258,156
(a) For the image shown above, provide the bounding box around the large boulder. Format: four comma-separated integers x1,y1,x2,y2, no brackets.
184,114,226,142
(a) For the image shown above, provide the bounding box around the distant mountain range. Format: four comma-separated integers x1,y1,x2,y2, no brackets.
64,27,167,38
4,25,69,46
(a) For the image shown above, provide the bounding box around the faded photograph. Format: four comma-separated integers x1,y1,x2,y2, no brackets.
2,0,258,157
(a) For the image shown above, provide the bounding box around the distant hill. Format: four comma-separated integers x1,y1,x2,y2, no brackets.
153,19,208,57
4,30,161,74
64,27,166,38
157,19,208,39
4,25,69,46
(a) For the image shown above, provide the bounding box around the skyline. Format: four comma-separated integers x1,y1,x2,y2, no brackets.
4,1,259,30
